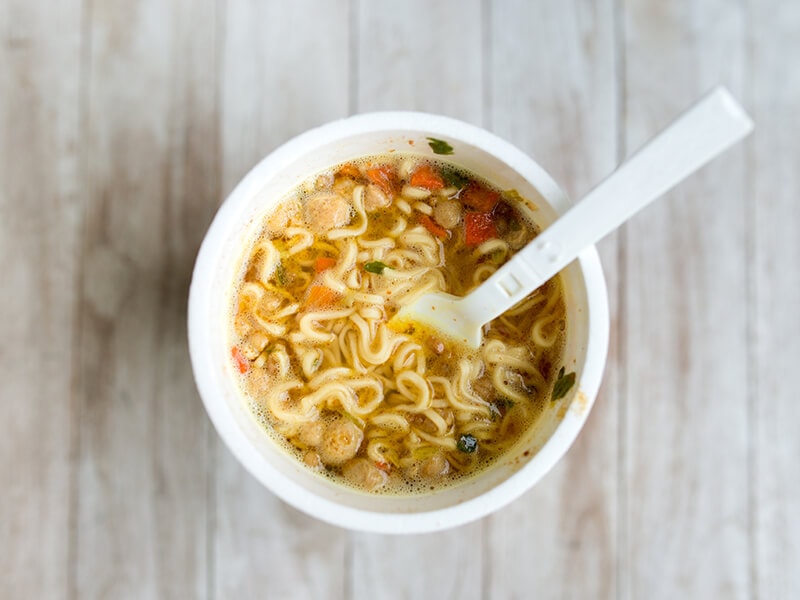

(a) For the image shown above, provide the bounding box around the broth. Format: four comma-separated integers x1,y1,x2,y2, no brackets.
229,154,570,494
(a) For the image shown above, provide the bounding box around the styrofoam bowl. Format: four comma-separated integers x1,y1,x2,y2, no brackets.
188,112,609,534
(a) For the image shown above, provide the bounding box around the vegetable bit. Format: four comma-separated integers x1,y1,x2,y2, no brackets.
460,182,500,212
337,163,362,179
231,346,250,374
418,214,449,241
313,256,337,272
457,433,478,453
366,165,398,196
410,164,445,190
427,137,455,155
552,366,576,401
464,211,497,247
307,284,339,307
364,261,390,275
275,262,286,285
441,167,469,189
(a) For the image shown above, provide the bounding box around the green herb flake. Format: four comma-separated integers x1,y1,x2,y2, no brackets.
427,137,454,155
457,433,478,453
364,261,390,275
552,368,576,401
275,262,286,285
441,167,469,189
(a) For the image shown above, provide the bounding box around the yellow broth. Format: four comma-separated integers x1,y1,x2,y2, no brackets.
230,155,568,494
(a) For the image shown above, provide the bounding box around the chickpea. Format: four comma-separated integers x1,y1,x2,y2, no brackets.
241,331,269,360
433,199,462,229
303,451,323,470
303,192,352,234
343,458,388,491
265,200,297,236
297,422,324,447
364,184,392,212
318,419,363,466
420,453,450,479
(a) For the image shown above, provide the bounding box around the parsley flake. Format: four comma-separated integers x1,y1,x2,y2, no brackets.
364,261,390,275
457,434,478,453
427,137,454,155
552,367,576,401
441,167,469,188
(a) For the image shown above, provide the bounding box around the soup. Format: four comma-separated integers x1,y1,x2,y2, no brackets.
229,155,572,494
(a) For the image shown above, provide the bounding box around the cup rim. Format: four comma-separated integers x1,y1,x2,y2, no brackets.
188,111,609,534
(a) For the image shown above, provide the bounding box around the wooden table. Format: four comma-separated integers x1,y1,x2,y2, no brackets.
2,1,798,598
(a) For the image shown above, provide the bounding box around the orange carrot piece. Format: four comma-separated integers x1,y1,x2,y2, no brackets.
231,346,250,374
366,165,398,196
314,256,337,272
418,214,449,241
307,284,339,307
337,163,362,179
409,164,445,190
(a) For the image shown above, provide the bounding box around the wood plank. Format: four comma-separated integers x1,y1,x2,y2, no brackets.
219,0,354,196
751,1,800,597
355,0,483,121
74,1,218,597
485,1,620,599
0,2,83,597
213,2,351,598
349,3,486,599
621,1,749,597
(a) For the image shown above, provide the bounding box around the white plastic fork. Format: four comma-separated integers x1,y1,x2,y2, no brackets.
393,87,754,348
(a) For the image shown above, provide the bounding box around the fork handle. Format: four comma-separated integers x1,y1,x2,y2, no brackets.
461,87,753,325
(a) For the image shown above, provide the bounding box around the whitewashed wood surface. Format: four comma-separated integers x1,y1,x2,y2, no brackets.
1,1,798,598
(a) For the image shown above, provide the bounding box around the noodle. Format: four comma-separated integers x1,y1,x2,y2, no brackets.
231,154,569,494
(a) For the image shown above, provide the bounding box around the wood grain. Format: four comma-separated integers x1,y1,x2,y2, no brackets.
0,2,82,598
622,0,749,597
74,1,218,598
355,0,483,122
485,1,621,599
751,1,800,598
349,3,486,599
213,2,351,599
219,0,354,196
1,2,798,598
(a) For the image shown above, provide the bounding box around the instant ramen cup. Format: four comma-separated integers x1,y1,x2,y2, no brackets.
188,113,609,533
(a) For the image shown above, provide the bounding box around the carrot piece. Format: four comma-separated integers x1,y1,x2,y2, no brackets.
465,212,497,247
337,163,362,179
307,284,339,307
460,182,500,212
314,256,337,272
418,214,449,241
365,165,398,196
231,346,250,374
409,164,445,190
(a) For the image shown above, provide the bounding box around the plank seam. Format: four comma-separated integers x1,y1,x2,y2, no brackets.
480,3,492,598
613,1,629,599
743,0,757,596
206,2,227,599
67,0,94,597
481,0,492,130
348,0,359,115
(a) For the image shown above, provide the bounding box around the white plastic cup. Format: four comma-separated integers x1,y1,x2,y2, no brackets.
188,112,609,534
